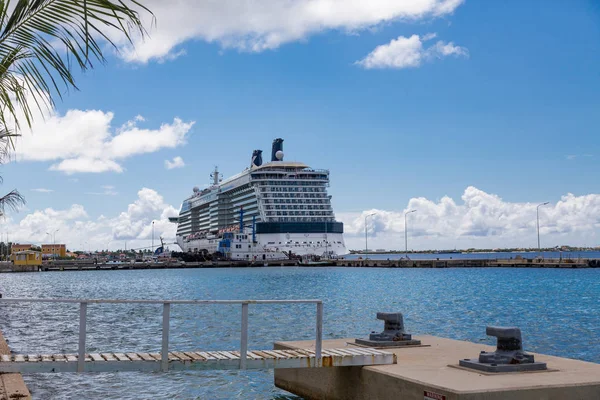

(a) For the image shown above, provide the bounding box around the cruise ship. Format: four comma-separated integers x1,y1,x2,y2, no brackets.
169,138,346,259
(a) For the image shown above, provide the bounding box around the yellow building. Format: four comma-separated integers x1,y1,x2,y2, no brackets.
42,244,66,258
11,250,42,266
11,243,34,252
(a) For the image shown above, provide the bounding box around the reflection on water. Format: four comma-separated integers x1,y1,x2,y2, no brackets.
0,267,598,399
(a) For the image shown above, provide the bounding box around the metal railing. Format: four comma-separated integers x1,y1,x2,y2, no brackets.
0,298,323,372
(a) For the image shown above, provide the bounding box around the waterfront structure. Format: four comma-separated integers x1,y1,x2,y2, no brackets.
171,138,346,258
42,244,66,258
11,243,34,253
11,250,42,266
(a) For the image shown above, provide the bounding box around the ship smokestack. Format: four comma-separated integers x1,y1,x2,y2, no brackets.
271,138,284,161
251,149,263,167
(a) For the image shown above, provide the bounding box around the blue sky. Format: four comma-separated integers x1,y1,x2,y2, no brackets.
2,0,599,251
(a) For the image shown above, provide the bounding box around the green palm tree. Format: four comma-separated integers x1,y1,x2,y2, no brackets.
0,0,151,217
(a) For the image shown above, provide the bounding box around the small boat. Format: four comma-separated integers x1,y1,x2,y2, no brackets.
297,254,338,266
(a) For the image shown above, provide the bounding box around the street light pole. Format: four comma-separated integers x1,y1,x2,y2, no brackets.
46,229,59,259
536,202,549,257
405,210,417,258
152,221,155,254
365,213,375,259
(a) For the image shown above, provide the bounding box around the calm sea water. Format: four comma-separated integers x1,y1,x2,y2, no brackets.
0,267,599,399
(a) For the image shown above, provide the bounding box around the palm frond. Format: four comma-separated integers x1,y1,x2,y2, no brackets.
0,188,25,216
0,125,20,164
0,0,153,130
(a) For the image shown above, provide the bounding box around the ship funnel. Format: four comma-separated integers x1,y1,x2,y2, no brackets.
271,138,284,162
251,149,263,167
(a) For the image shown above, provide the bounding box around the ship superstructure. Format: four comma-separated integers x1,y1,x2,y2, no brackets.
170,138,346,259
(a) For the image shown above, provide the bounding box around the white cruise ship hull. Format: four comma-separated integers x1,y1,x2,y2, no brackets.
176,232,347,257
173,138,347,259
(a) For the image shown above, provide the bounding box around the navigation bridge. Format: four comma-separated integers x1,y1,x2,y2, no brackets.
0,298,395,374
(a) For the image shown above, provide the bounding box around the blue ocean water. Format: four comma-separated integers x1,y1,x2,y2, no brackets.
0,267,598,399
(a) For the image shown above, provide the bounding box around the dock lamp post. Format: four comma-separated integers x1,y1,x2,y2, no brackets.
365,213,375,260
152,221,155,254
537,202,549,257
46,229,59,259
405,210,417,259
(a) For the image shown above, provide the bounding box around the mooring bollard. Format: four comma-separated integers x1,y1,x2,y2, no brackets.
459,326,547,372
355,312,421,347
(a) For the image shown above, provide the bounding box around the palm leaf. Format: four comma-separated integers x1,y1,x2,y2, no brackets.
0,0,152,217
0,0,153,131
0,189,25,216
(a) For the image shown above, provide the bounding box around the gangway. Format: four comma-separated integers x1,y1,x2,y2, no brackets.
0,298,395,373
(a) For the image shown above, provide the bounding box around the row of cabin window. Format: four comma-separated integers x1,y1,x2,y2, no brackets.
256,180,327,186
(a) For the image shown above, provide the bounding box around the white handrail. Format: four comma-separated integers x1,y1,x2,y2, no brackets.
0,298,324,372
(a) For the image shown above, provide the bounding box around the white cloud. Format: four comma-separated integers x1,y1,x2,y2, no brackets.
86,185,118,196
113,0,464,63
339,186,600,250
6,185,600,252
14,109,194,174
112,188,179,242
356,33,468,69
566,154,593,161
30,188,54,193
165,156,185,170
4,188,179,252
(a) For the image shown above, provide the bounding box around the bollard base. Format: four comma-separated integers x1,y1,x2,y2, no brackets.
354,338,421,347
459,358,547,373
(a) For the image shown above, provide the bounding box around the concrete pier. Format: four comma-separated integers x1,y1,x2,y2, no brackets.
36,258,600,271
274,336,600,400
0,331,30,399
338,258,596,268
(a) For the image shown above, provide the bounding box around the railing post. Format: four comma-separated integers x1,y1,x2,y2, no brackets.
240,302,249,369
316,302,323,366
78,302,87,373
161,302,171,372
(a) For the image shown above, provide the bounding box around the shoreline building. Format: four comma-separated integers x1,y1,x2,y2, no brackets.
11,243,34,253
41,244,66,258
11,250,42,266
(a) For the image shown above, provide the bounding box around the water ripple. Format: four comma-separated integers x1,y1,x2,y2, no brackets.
0,267,597,399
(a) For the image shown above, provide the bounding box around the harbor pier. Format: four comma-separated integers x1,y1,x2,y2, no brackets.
274,336,600,400
17,257,598,272
338,257,597,268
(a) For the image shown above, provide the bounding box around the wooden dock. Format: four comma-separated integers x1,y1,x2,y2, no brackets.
0,347,394,374
0,297,394,376
0,329,31,399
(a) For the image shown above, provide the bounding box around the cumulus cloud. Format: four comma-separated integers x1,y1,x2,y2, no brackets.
10,205,89,244
4,188,179,252
14,109,194,174
357,33,468,69
30,188,54,193
339,186,600,250
112,188,179,242
165,156,185,170
110,0,464,63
